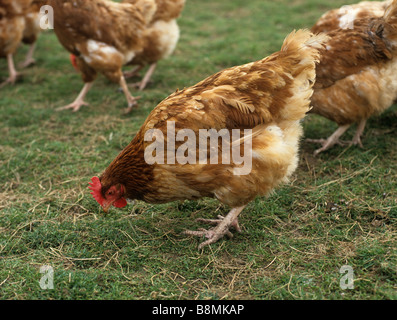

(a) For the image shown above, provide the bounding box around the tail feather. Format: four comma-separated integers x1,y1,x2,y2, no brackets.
279,29,329,80
383,0,397,25
281,29,329,59
277,30,329,121
374,0,397,51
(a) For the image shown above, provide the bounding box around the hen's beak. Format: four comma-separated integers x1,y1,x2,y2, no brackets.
102,200,114,213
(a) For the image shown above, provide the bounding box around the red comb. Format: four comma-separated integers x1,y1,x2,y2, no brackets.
88,176,104,206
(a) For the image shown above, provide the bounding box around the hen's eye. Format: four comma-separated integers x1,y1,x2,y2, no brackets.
108,191,113,195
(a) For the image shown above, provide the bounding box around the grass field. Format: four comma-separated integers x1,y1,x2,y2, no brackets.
0,0,396,300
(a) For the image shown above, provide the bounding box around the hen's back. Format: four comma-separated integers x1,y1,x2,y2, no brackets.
312,0,390,34
50,0,154,54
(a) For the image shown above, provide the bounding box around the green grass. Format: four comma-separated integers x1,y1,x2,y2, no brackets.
0,0,396,300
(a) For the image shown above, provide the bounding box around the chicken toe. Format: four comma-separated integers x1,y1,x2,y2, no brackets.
184,206,246,249
123,96,141,114
196,215,242,233
56,82,93,112
56,100,90,112
306,124,351,156
183,228,233,250
0,74,19,88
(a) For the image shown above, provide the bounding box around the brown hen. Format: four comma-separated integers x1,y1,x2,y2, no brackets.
0,0,33,87
122,0,186,90
89,30,328,249
308,0,397,155
20,0,49,68
49,0,157,113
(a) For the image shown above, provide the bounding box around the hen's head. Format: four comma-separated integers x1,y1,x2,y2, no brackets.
89,176,127,212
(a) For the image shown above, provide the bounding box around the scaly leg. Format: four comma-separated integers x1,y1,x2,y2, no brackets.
56,82,93,112
129,63,157,91
306,124,351,156
119,75,140,114
351,119,367,148
184,205,246,249
0,54,19,88
20,43,37,68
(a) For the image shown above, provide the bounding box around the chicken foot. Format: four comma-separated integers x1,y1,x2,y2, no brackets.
184,205,246,249
306,124,351,156
119,75,140,114
56,82,93,112
20,43,37,69
196,215,242,233
307,119,367,156
351,119,367,148
0,54,20,88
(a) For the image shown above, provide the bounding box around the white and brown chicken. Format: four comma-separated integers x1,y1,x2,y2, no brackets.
49,0,158,113
308,0,397,155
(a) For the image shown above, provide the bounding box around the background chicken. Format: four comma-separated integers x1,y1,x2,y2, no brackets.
89,30,328,249
49,0,157,113
307,0,397,155
122,0,186,91
0,0,33,88
311,0,391,34
20,0,48,68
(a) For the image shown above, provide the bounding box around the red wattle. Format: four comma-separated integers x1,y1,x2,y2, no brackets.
70,54,80,72
114,198,128,208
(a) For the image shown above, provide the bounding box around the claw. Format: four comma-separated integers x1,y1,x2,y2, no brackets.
183,228,231,250
0,73,20,88
56,82,93,112
123,96,141,114
196,215,242,233
56,101,89,112
183,206,246,249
